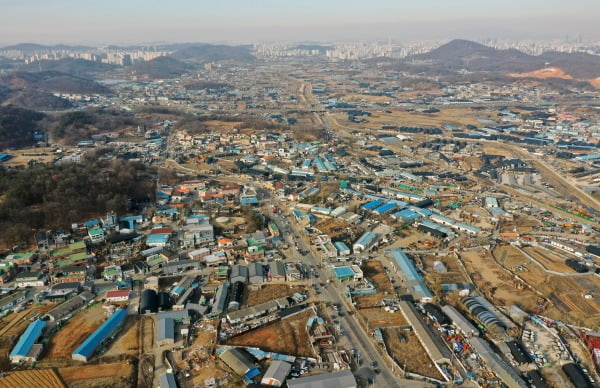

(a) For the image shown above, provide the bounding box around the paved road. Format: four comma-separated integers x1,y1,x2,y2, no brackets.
255,187,400,387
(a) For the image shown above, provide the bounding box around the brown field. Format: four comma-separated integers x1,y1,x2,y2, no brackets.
58,362,134,388
226,309,315,357
382,328,445,380
0,147,59,168
459,249,541,311
140,316,154,353
353,106,490,128
0,369,65,388
202,120,244,131
0,305,54,359
315,218,360,240
104,315,140,357
244,284,304,307
359,307,407,328
362,260,393,293
43,304,106,360
342,94,395,103
523,246,577,273
494,245,600,327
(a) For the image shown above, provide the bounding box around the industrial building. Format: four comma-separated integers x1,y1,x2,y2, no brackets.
219,347,260,379
261,360,292,387
463,297,507,336
397,299,452,366
72,309,127,362
440,304,479,337
9,320,46,363
387,248,433,303
162,259,201,275
352,231,380,253
286,370,357,388
140,289,158,314
230,265,249,284
228,281,245,311
212,282,230,315
469,337,528,388
159,372,177,388
44,291,95,322
157,317,175,346
248,262,266,283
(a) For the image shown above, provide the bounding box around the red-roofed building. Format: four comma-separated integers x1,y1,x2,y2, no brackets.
151,227,173,235
105,290,130,303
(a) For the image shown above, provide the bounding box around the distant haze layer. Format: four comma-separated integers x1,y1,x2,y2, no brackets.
1,0,600,45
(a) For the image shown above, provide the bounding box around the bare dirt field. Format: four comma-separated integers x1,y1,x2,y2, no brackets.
104,315,140,357
43,304,106,360
0,147,59,168
494,245,600,327
0,305,53,359
315,218,361,240
382,327,445,380
226,309,315,357
359,307,407,328
523,246,577,273
58,362,134,388
244,284,304,307
362,260,393,293
0,369,65,388
459,249,541,312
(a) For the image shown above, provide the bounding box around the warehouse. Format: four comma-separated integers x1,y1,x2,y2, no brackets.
230,265,249,284
248,263,266,283
261,360,292,387
140,289,158,314
72,309,127,362
157,317,175,346
387,248,433,303
219,347,260,379
162,259,201,275
228,281,245,311
397,299,452,365
212,282,230,315
470,337,528,388
9,320,46,363
159,372,177,388
44,291,95,322
440,304,479,337
352,231,380,253
287,370,356,388
333,241,351,256
561,363,593,388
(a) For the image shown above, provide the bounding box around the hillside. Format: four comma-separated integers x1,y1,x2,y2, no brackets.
50,108,138,144
410,39,600,80
0,71,110,94
129,56,189,79
0,105,45,149
2,89,73,111
171,44,254,63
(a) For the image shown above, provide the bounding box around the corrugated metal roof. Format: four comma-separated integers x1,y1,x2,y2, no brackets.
10,320,45,358
72,309,127,360
157,317,175,343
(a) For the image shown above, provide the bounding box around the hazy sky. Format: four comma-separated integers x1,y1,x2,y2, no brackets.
1,0,599,45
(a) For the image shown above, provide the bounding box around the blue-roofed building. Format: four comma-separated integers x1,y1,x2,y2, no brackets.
84,220,100,228
0,153,11,163
72,309,127,362
353,231,380,253
387,248,433,303
374,203,396,215
392,208,422,222
576,153,600,161
147,233,170,247
333,241,351,256
361,200,383,211
240,197,259,205
332,266,356,280
9,320,46,363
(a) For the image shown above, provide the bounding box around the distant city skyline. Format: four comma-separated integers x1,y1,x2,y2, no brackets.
1,0,600,46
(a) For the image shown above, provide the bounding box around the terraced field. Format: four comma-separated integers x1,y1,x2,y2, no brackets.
0,369,65,388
